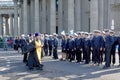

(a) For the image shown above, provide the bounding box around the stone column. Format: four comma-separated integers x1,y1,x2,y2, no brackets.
46,0,49,33
63,0,74,32
81,0,90,32
41,0,46,33
58,0,63,34
74,0,81,32
28,3,31,34
10,14,13,36
14,0,18,36
39,0,42,33
108,0,113,29
34,0,40,32
23,0,28,34
5,17,9,35
98,0,104,30
49,0,56,34
90,0,99,32
0,14,3,36
19,1,23,35
30,0,34,33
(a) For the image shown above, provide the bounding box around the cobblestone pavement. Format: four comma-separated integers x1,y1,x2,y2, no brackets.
0,50,120,80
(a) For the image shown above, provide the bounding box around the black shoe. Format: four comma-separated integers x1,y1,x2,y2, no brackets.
40,64,44,67
28,67,34,70
36,66,43,70
76,61,80,63
103,66,109,69
69,60,72,62
60,58,63,61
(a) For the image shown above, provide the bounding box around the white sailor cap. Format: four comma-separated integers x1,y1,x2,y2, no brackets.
104,29,110,32
94,30,101,33
109,30,114,33
74,33,78,37
53,33,57,36
84,32,89,35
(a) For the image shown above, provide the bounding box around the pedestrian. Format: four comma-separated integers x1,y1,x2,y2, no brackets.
3,37,8,51
27,32,43,70
16,36,22,54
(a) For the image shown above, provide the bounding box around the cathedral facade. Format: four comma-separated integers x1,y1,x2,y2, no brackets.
12,0,120,36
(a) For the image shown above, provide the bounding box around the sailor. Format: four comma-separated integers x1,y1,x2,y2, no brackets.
61,34,67,61
110,30,117,66
48,35,53,56
84,32,91,64
75,32,83,63
103,29,114,69
53,33,59,59
69,35,75,62
91,30,104,66
44,34,49,56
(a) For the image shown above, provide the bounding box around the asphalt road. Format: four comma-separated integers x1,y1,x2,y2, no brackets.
0,50,120,80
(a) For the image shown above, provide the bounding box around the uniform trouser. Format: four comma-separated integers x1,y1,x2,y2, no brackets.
69,49,74,61
83,48,85,60
44,47,48,56
76,48,82,62
110,48,116,64
23,53,28,62
49,46,52,56
84,47,90,63
105,46,112,67
53,47,58,59
91,50,94,62
66,49,70,59
93,47,100,64
100,51,103,64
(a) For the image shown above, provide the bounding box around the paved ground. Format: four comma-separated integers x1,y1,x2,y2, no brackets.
0,49,120,80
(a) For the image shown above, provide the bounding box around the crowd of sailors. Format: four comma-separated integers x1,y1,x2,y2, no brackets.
13,29,120,70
